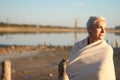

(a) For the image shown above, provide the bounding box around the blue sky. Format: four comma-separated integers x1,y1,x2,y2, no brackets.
0,0,120,28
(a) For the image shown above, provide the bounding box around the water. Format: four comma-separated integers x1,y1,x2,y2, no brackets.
0,32,120,46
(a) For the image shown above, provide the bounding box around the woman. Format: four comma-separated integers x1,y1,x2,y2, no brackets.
58,16,116,80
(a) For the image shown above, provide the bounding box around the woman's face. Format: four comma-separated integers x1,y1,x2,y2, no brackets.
88,20,106,41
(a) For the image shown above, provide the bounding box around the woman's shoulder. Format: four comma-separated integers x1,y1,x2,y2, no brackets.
103,40,113,53
74,38,88,49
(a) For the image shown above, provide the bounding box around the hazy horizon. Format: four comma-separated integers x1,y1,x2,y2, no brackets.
0,0,120,28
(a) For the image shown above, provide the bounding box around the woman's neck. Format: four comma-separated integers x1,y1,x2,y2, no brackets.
88,37,100,44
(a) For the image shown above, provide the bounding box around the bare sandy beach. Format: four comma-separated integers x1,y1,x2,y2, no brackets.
0,46,72,80
0,46,119,80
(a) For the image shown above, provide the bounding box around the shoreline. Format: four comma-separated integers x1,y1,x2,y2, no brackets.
0,45,73,54
0,26,120,33
0,45,119,54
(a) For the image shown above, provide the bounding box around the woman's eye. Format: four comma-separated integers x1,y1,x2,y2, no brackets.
96,26,101,28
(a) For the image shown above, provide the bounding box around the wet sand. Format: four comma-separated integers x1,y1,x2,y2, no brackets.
0,46,72,80
0,46,119,80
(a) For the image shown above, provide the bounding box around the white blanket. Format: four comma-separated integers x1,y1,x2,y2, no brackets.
66,40,116,80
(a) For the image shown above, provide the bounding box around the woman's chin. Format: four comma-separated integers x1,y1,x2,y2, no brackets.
99,37,105,40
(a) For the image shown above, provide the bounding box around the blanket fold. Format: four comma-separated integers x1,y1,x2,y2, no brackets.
67,40,116,80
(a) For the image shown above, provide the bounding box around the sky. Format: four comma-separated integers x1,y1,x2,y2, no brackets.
0,0,120,28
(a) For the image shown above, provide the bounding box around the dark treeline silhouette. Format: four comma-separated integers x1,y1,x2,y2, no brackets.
115,26,120,29
1,22,118,30
0,22,83,29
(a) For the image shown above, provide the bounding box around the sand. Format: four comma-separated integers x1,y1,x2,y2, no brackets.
0,46,71,80
0,46,119,80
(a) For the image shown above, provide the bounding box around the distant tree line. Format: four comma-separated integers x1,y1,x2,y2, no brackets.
0,22,43,27
0,22,85,29
115,26,120,29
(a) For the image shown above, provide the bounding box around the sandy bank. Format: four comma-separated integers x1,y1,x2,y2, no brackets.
0,46,119,80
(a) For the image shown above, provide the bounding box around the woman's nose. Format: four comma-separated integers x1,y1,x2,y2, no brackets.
101,28,106,33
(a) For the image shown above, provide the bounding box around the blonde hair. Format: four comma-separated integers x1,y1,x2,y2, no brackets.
87,16,106,27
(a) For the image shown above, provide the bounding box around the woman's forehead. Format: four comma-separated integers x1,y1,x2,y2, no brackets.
94,20,106,26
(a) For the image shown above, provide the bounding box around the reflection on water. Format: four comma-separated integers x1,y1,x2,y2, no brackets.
0,32,119,46
74,32,79,42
